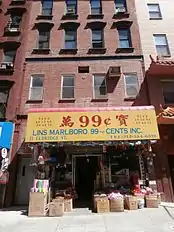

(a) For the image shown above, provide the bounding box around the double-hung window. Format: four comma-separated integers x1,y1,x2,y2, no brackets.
0,86,9,119
38,29,50,49
61,75,75,99
153,34,170,57
29,75,44,101
92,29,104,48
161,81,174,104
147,4,162,19
41,0,53,16
66,0,77,14
64,30,77,49
124,74,139,98
118,29,131,48
93,75,107,99
90,0,102,15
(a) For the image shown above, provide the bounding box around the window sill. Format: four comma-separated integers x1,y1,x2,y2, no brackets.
124,97,136,101
113,12,129,19
91,98,108,102
59,48,78,54
32,48,50,54
116,47,134,53
62,14,78,20
0,68,14,75
149,17,162,20
88,48,106,54
26,100,43,104
59,99,75,103
160,55,171,58
4,30,20,37
10,0,26,5
87,14,104,19
36,15,53,20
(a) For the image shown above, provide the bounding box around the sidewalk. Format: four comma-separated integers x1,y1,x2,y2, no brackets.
1,205,174,232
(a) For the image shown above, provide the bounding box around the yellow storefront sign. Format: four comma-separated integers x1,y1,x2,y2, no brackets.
25,108,160,142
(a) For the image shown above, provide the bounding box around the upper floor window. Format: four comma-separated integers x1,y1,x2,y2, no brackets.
124,74,139,98
3,50,16,63
161,81,174,105
41,0,53,16
29,75,44,101
66,0,77,15
38,29,50,49
147,4,162,19
115,0,126,13
118,29,132,48
90,0,102,15
153,34,170,57
92,29,104,48
61,75,75,99
7,14,22,31
93,74,107,99
0,86,9,119
64,30,77,49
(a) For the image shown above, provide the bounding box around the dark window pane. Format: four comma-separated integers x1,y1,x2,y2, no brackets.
125,75,137,85
65,31,76,41
63,76,74,87
38,31,50,49
94,76,105,86
4,50,16,62
118,29,131,48
0,104,6,119
92,30,102,41
94,87,107,98
148,4,161,18
32,76,43,87
62,87,74,98
115,0,125,8
161,82,174,104
66,0,77,13
30,87,43,100
126,86,138,97
42,0,53,15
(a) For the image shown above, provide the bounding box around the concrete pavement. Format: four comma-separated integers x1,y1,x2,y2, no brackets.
1,205,174,232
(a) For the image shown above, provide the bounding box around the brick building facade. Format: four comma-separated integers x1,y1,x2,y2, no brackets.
3,0,152,206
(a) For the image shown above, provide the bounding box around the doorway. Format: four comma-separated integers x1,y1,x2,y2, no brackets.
15,157,35,205
74,155,100,205
168,155,174,191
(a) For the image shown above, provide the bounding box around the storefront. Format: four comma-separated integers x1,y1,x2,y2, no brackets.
23,106,160,211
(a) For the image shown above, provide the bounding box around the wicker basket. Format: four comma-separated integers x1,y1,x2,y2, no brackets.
96,198,110,213
110,198,124,212
124,196,138,210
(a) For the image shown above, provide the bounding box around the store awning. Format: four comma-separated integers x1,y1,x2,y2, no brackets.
25,106,159,143
147,55,174,76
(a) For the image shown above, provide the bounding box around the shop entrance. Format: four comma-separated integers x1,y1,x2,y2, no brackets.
74,155,100,204
168,155,174,191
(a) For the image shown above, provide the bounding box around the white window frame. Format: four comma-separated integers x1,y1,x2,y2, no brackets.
61,74,75,99
153,34,170,57
147,3,162,19
124,73,139,98
92,74,107,99
29,74,44,101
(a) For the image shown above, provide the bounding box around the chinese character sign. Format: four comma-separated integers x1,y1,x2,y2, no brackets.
25,109,160,142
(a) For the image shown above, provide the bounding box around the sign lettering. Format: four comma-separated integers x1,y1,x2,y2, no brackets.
25,109,160,142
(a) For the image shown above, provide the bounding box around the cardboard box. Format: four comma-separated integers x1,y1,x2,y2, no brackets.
96,198,110,213
49,202,64,217
64,198,73,212
28,192,47,217
145,195,159,208
124,196,138,210
110,199,124,212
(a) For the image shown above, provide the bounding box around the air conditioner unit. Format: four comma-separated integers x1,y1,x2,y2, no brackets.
67,8,76,14
116,7,126,13
108,66,121,77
